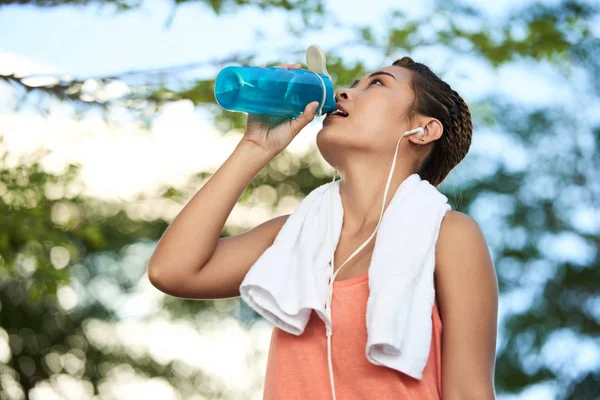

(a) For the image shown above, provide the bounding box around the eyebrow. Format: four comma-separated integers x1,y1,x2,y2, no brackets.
350,71,397,88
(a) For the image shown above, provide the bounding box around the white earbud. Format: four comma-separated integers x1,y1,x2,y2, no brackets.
403,127,424,137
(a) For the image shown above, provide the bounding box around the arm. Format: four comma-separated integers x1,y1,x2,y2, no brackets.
435,210,499,399
147,84,317,299
147,140,273,293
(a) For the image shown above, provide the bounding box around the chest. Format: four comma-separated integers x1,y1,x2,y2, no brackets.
330,231,443,313
330,231,377,281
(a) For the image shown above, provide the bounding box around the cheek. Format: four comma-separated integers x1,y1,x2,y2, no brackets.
355,99,398,133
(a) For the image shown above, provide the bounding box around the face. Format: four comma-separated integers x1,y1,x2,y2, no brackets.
316,66,416,164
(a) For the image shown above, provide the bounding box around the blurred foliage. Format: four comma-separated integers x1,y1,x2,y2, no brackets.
0,0,325,19
1,0,599,399
0,146,220,397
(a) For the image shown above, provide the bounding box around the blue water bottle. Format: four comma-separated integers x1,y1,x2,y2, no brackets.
213,45,336,119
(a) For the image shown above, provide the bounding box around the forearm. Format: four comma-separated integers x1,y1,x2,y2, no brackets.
147,140,273,284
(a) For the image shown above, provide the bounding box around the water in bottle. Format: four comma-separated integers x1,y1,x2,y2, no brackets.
214,65,335,119
214,45,336,119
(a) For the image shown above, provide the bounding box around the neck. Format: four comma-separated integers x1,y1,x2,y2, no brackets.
338,166,417,236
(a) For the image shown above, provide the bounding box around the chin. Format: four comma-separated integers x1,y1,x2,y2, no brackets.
317,123,370,151
316,127,341,167
316,125,360,169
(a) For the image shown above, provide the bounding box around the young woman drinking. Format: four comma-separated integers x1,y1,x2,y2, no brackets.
147,58,498,400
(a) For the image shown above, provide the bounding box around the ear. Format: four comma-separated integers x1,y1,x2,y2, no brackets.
407,118,443,145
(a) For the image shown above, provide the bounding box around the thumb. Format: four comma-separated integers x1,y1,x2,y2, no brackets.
289,101,319,135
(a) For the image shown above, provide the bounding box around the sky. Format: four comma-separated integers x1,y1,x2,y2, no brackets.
0,0,595,399
0,0,574,204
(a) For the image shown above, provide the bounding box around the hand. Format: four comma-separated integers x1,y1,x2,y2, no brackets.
242,63,319,157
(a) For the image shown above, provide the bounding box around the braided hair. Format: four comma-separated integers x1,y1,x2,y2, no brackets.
392,56,473,187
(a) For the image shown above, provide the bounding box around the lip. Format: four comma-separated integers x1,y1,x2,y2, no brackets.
335,103,349,116
323,103,349,124
323,113,346,125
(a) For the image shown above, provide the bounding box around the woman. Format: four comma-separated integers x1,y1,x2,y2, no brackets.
147,57,498,399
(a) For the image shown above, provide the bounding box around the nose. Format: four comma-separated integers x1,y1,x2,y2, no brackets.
335,87,351,102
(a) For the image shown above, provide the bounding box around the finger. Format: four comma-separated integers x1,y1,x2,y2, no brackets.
290,63,303,69
276,64,290,69
289,101,319,134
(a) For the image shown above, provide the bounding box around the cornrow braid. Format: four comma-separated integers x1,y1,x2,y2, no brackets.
392,56,473,187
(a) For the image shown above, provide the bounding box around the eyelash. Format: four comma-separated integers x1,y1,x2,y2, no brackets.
351,77,384,89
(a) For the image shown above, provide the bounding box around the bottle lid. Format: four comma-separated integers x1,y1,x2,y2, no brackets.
306,44,331,79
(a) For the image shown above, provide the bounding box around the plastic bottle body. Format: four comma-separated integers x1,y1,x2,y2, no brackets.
214,66,336,118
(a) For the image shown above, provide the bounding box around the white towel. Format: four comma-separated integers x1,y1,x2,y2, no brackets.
239,173,451,380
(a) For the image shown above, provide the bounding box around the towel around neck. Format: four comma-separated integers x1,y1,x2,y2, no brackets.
239,172,451,379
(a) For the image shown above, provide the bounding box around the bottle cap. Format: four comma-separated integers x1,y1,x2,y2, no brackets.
306,44,331,79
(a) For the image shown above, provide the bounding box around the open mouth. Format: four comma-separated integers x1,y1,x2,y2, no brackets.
328,109,348,117
325,104,349,119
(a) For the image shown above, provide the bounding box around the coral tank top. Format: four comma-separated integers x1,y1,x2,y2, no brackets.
262,271,443,399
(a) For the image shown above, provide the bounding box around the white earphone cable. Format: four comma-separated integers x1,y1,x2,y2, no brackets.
325,126,423,400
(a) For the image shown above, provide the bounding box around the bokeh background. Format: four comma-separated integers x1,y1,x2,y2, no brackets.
1,0,599,399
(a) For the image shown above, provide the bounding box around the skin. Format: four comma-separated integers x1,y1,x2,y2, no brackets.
316,65,499,398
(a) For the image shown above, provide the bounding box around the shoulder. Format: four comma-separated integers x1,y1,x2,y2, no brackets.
440,209,479,232
436,210,487,261
434,208,498,313
435,210,494,277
